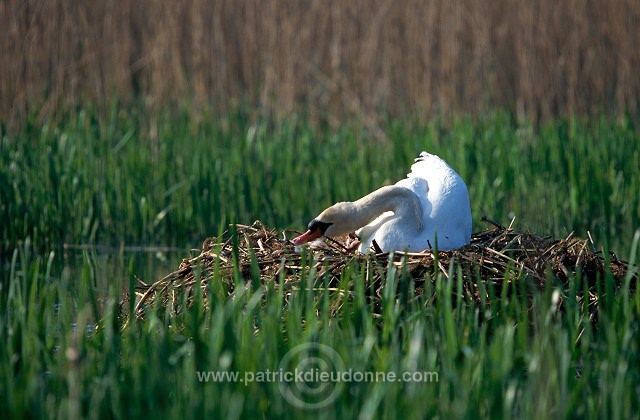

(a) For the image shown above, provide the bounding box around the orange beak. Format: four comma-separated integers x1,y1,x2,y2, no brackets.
292,229,323,245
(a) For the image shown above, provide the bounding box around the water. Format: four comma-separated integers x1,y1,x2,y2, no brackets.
60,243,190,297
1,240,192,330
31,243,192,361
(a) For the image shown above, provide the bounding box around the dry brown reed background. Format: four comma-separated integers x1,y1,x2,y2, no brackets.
2,0,639,125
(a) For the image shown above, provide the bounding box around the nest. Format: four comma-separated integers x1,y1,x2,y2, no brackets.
124,218,636,324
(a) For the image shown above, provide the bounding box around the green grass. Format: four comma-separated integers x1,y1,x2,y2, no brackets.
1,233,639,418
1,106,639,418
2,108,639,253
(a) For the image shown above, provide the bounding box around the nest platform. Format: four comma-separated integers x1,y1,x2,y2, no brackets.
126,218,636,323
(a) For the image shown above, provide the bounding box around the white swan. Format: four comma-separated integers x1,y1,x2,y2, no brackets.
292,152,472,252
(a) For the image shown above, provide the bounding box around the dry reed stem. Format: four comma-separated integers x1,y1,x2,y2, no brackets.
3,0,639,126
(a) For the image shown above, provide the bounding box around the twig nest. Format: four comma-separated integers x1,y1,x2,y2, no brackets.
122,220,637,322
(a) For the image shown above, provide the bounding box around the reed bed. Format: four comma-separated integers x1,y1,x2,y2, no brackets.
129,218,636,323
2,108,639,417
3,0,639,126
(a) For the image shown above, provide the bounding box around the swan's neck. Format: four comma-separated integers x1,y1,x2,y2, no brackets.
352,185,423,231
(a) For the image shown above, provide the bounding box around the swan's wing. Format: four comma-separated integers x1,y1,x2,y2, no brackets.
412,152,472,245
408,152,455,180
399,151,472,248
356,212,394,235
400,151,465,200
395,152,437,219
355,211,394,250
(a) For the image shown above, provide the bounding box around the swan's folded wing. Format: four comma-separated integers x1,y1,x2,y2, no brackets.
356,211,394,250
409,152,453,179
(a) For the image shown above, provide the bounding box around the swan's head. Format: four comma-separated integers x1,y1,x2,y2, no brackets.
292,202,360,245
